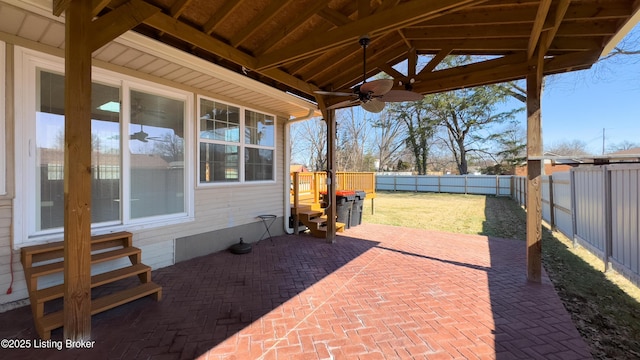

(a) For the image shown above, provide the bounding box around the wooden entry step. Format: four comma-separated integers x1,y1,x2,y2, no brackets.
20,231,162,340
38,282,162,339
295,208,346,238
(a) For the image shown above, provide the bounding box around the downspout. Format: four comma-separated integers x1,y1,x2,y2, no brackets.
284,109,316,234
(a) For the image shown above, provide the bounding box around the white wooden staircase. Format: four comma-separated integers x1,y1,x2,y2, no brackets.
20,231,162,340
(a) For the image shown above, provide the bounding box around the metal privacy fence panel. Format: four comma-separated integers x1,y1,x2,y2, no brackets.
542,176,552,224
573,167,607,254
610,166,640,276
375,175,512,196
551,171,573,239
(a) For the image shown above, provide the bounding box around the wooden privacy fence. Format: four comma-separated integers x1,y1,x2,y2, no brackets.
514,164,640,287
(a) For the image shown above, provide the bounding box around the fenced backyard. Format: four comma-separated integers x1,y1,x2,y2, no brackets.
377,164,640,288
360,191,640,359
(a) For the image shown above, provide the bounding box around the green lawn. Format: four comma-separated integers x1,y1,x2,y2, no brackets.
362,191,640,359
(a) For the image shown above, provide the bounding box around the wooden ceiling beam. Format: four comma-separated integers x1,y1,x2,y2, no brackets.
230,0,293,48
406,20,617,39
423,4,629,27
416,48,452,76
303,44,362,83
527,0,553,59
318,7,352,26
170,0,193,18
53,0,71,16
254,3,332,56
142,11,319,95
412,50,599,95
91,0,111,18
404,24,546,39
542,0,572,54
256,0,487,70
202,1,244,35
544,50,599,73
397,29,412,48
89,0,161,52
379,63,405,80
358,0,372,19
411,37,599,52
320,41,407,90
416,53,526,82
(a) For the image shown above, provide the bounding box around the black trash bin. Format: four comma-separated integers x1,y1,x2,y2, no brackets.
336,190,355,228
321,190,355,228
350,190,366,227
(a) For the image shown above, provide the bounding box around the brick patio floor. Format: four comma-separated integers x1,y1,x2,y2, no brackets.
0,223,592,359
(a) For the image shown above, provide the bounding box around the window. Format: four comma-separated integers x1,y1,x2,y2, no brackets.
15,47,192,243
244,110,274,181
36,70,122,230
198,97,275,184
128,90,185,219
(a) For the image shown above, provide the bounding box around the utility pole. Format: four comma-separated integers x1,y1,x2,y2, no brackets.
602,128,605,155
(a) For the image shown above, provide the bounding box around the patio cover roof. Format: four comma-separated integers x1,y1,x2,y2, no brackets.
73,0,639,107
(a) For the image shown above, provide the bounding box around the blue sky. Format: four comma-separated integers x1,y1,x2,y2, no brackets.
518,26,640,154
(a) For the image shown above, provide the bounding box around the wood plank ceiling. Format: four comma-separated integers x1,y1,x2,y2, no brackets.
84,0,640,109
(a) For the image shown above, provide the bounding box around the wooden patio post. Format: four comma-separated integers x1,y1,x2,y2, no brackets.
526,51,544,283
63,0,93,341
325,109,337,243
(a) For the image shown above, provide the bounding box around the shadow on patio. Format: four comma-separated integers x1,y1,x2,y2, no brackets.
0,223,591,359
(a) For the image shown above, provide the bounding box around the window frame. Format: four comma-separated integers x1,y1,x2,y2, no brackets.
197,95,276,186
0,41,5,196
13,47,194,248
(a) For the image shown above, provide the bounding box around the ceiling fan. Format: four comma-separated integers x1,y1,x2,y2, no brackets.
314,35,424,113
130,124,161,143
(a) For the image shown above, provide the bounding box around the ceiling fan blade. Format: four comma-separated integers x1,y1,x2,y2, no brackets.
378,90,424,102
314,90,355,97
327,99,359,110
361,99,386,113
360,79,393,96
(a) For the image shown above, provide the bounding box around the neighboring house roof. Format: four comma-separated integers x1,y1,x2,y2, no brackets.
290,164,309,173
607,147,640,156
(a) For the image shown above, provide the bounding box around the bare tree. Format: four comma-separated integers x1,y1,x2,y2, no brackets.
385,100,438,175
545,139,592,156
607,140,640,152
152,133,184,162
336,107,372,171
291,118,327,171
370,110,406,171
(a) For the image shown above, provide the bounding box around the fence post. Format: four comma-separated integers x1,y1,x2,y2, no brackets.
510,176,514,199
548,175,555,230
393,176,397,192
604,166,613,272
464,175,468,194
438,176,441,193
570,169,578,248
415,176,418,192
496,175,499,196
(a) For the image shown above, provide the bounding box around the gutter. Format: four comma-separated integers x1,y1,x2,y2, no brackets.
283,109,317,234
